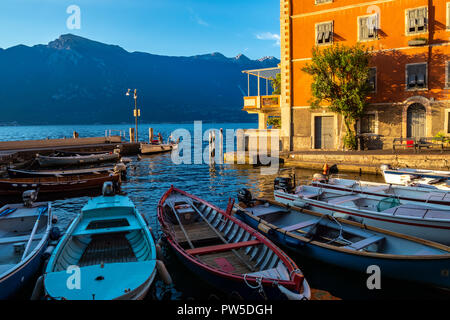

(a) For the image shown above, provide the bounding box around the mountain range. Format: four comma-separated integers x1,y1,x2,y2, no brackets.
0,34,280,125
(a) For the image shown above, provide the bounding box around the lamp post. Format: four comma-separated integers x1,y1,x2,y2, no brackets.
126,89,140,142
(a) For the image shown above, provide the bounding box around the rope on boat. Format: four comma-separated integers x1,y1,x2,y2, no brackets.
243,275,267,300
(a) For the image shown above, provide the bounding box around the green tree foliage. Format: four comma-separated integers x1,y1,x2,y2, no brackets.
267,116,281,129
270,73,281,95
302,43,372,150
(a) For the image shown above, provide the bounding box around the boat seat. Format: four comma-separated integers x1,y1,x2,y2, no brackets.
247,205,288,217
344,235,385,251
366,186,390,193
72,225,142,236
186,240,260,256
0,234,44,245
245,262,290,281
282,220,318,232
327,195,361,205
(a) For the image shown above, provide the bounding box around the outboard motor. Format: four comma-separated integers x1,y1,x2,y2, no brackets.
22,190,38,207
312,173,327,183
380,164,391,171
274,177,294,193
114,162,128,180
237,188,253,206
102,182,115,196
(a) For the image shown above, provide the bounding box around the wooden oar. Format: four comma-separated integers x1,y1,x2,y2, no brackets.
21,205,48,261
187,200,256,272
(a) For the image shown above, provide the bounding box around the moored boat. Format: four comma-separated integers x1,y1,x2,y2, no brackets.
311,176,450,206
273,183,450,245
234,190,450,289
158,186,311,300
140,142,178,155
43,183,157,300
7,165,118,178
0,192,53,299
381,165,450,191
0,172,121,199
36,152,120,167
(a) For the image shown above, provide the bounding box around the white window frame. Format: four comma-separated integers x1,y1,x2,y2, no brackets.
357,14,379,42
447,2,450,30
405,6,428,36
446,61,450,89
315,21,334,46
405,62,428,91
315,0,332,5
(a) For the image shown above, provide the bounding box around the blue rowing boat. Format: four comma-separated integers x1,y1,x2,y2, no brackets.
0,199,53,299
43,183,157,300
234,189,450,290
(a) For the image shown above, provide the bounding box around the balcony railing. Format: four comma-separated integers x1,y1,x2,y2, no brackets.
243,95,280,112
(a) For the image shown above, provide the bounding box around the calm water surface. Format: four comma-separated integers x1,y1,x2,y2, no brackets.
2,123,447,300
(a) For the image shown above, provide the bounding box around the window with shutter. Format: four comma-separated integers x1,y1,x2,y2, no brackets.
406,7,428,34
446,61,450,88
359,15,378,40
447,3,450,29
316,22,333,45
406,63,427,89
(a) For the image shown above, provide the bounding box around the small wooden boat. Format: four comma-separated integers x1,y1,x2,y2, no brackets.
0,172,121,198
140,142,178,155
158,186,310,300
44,183,157,300
381,164,450,191
234,191,450,289
36,152,120,167
7,166,116,178
274,184,450,245
311,176,450,206
0,197,53,299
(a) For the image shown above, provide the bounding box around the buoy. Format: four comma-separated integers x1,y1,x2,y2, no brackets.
51,214,58,224
30,275,45,300
323,163,329,175
156,260,173,285
42,245,56,261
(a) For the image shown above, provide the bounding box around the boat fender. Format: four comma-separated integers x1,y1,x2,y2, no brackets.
30,275,45,300
49,226,61,241
277,283,310,301
42,245,56,261
155,244,165,261
257,223,270,234
51,214,58,224
156,260,173,285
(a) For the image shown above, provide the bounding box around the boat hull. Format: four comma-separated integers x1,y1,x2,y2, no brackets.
0,174,120,198
167,239,300,300
37,153,119,167
274,191,450,245
312,181,450,206
235,211,450,289
0,240,49,299
140,143,176,155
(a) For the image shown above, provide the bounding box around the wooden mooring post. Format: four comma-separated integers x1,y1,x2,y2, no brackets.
149,128,154,143
129,128,135,142
209,131,216,166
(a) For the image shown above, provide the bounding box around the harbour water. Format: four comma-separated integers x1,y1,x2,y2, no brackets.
1,123,448,300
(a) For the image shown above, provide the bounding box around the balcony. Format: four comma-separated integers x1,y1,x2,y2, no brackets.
242,66,281,116
243,95,280,114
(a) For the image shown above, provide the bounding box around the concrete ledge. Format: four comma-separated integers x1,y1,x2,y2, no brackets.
283,151,450,174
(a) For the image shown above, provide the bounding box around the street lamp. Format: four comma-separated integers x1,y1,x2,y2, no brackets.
126,88,140,142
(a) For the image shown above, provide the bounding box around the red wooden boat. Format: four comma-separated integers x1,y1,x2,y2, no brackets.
158,186,311,300
0,173,121,198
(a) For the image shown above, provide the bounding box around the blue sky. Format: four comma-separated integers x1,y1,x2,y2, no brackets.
0,0,281,59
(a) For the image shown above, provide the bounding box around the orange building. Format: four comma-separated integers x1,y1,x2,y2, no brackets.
273,0,450,151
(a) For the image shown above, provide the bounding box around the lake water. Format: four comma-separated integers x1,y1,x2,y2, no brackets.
1,123,447,300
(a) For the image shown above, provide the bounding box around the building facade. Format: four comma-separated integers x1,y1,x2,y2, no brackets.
277,0,450,151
